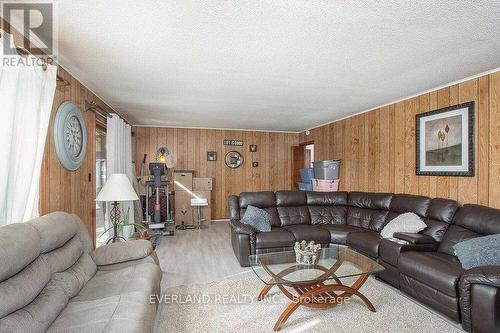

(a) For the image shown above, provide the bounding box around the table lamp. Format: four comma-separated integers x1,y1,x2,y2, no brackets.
96,173,139,243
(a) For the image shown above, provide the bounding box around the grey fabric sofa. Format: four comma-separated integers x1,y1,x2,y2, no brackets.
0,212,162,333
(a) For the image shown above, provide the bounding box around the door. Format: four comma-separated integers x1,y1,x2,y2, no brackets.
292,145,306,190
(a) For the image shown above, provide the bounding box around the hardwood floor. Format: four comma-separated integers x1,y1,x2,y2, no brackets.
156,221,254,290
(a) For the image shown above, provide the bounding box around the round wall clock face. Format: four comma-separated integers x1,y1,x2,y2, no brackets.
225,151,243,168
54,102,87,171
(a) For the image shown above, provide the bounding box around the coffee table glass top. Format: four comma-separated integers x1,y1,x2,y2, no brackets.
249,246,384,285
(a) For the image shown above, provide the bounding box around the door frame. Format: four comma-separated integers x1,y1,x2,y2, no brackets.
292,141,314,189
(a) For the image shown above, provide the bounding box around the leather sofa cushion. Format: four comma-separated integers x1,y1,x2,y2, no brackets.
347,192,392,210
308,206,347,225
239,192,281,227
346,230,382,258
438,204,500,256
452,204,500,235
399,273,460,322
306,192,348,206
426,198,460,223
240,207,280,227
282,225,331,244
276,191,307,207
255,227,295,249
278,206,310,226
399,251,463,297
389,194,430,216
346,207,388,232
319,224,363,244
239,191,276,209
438,225,481,256
422,198,460,242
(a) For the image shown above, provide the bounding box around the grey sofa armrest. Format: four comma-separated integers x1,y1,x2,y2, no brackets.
229,219,256,235
91,239,153,267
459,266,500,332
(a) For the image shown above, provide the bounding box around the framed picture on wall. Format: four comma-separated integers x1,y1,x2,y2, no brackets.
416,102,474,176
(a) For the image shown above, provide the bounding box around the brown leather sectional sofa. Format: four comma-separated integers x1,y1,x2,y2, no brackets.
228,190,500,333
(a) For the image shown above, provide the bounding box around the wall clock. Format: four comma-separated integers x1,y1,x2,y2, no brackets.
225,151,243,168
53,101,87,171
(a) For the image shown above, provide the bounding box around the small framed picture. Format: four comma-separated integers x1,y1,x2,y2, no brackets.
252,161,259,167
249,144,257,152
207,151,217,161
416,102,474,176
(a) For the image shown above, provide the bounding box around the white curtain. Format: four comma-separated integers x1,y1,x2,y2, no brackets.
106,114,137,238
0,33,57,226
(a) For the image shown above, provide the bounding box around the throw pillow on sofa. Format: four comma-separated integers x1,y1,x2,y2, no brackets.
241,205,272,232
454,234,500,269
380,212,427,238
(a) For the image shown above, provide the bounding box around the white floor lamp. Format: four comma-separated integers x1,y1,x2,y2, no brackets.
96,173,139,243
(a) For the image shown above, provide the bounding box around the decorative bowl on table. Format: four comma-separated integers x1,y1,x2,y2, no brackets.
294,240,321,265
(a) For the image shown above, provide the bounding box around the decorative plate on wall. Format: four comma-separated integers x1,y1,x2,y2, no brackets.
225,151,243,168
53,101,87,171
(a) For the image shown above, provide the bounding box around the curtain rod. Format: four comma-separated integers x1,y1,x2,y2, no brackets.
13,45,69,88
0,31,130,125
1,25,69,87
85,101,132,126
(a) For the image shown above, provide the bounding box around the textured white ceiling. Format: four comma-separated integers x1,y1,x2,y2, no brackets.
55,1,500,131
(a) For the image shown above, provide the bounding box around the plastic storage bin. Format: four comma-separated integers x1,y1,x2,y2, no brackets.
299,168,314,182
313,160,341,180
312,159,341,168
312,179,339,192
297,182,313,191
314,167,339,180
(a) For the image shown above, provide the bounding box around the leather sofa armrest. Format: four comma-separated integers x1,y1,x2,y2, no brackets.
459,266,500,332
228,195,240,221
379,238,438,267
393,232,437,245
91,239,153,267
229,219,256,235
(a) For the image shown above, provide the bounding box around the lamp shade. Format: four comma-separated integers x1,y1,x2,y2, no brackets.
96,173,139,202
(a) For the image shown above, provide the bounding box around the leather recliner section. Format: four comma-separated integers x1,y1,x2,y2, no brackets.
227,190,500,331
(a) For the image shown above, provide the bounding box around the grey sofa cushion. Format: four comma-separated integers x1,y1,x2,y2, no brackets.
0,256,51,318
29,212,77,253
48,262,161,333
0,223,40,281
42,236,84,273
241,205,272,232
454,234,500,269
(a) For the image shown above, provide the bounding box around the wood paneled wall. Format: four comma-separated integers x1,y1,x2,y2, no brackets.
40,67,115,244
300,71,500,208
133,127,299,219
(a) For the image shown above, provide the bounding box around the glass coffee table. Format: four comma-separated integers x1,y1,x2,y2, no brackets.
249,246,384,331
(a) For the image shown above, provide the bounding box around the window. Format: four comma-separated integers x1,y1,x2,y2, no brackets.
96,127,107,246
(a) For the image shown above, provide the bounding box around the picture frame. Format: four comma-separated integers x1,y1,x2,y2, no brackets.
249,144,257,152
416,101,474,176
207,151,217,161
